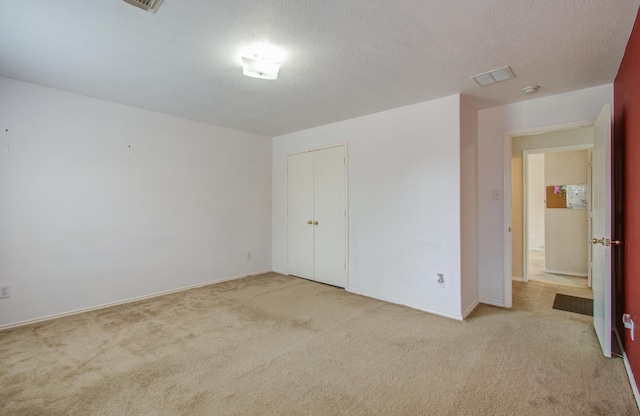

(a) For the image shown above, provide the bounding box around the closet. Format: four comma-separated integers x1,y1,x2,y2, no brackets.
287,145,347,287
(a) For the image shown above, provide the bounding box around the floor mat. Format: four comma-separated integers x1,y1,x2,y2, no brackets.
552,294,593,316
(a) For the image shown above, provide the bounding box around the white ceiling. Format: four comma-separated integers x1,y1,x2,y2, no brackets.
0,0,638,136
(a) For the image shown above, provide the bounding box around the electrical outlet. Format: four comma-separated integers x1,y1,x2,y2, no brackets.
0,285,11,299
436,274,445,288
246,251,252,260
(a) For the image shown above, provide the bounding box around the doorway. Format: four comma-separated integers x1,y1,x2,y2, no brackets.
521,146,592,289
503,105,614,357
510,128,594,287
509,127,596,316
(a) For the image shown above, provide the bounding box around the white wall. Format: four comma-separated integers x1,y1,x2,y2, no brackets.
460,96,479,316
528,154,545,251
544,150,589,275
478,84,612,306
0,77,272,327
273,95,466,319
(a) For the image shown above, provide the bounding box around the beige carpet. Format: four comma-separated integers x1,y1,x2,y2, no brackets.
1,272,637,416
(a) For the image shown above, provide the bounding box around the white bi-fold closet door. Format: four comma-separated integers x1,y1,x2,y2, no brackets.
287,145,347,288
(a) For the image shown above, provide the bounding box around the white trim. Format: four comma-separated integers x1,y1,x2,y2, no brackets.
462,299,480,319
346,288,464,321
523,144,594,155
479,298,505,308
587,150,593,288
616,331,640,411
504,131,513,308
344,143,350,290
504,119,596,309
623,353,640,411
287,143,346,156
0,271,272,331
543,268,588,277
512,276,524,282
506,119,596,138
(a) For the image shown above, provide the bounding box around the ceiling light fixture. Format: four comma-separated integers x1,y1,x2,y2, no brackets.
471,66,515,87
522,86,540,95
240,43,286,80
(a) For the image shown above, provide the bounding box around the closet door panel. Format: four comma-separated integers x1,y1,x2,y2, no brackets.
287,152,314,279
313,146,347,287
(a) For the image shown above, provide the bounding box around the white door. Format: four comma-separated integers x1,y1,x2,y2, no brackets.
592,103,612,357
287,146,348,287
287,152,314,280
314,146,347,287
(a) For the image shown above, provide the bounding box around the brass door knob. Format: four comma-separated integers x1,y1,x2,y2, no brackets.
591,238,605,245
307,220,313,225
313,221,319,225
610,239,623,246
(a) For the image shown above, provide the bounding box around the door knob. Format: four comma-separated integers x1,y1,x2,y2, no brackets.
609,239,623,246
307,220,313,225
313,221,319,225
591,238,605,245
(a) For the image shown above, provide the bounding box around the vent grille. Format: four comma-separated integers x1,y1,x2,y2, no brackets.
123,0,163,13
471,66,515,87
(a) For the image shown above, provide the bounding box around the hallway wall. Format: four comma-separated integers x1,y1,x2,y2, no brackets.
544,150,589,276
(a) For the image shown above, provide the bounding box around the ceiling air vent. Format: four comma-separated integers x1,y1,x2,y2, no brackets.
471,66,515,87
122,0,164,13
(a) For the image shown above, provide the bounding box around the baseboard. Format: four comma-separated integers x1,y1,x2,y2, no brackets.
479,298,505,308
543,268,587,277
462,299,480,319
345,288,464,321
272,269,287,275
623,354,640,412
0,270,273,331
616,331,640,412
512,276,524,282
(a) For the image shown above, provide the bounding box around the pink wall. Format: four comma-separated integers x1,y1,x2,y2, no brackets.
614,8,640,387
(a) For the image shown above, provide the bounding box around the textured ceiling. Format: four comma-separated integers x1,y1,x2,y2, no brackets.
0,0,638,136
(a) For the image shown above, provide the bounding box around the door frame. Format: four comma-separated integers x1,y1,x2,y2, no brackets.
285,143,349,288
503,119,595,308
521,144,593,283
